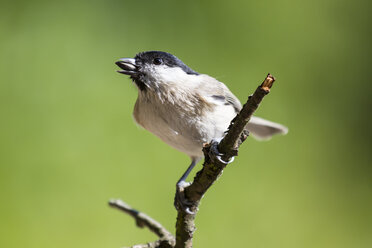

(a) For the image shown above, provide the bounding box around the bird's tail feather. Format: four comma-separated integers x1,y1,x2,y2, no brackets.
246,116,288,140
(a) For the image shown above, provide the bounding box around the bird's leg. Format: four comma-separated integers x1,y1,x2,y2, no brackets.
174,159,198,214
210,139,235,164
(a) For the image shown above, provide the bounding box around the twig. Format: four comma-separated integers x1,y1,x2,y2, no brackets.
174,74,276,248
109,199,175,247
123,240,173,248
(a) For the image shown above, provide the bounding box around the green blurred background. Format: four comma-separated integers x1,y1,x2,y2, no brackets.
1,0,371,247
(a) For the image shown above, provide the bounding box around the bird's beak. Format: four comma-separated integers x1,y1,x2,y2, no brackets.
115,58,137,75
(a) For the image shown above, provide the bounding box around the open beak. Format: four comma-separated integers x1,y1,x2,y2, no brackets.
115,58,137,75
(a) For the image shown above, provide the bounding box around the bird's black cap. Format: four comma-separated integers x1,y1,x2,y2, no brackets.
135,51,199,75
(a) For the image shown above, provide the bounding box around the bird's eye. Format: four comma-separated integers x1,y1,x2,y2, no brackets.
153,58,163,65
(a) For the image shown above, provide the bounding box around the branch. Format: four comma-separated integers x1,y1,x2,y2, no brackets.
219,73,275,160
174,74,276,248
109,199,175,247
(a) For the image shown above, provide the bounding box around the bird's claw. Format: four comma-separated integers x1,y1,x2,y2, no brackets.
210,139,235,165
174,182,196,215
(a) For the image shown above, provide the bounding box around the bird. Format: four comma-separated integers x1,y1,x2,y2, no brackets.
115,51,288,211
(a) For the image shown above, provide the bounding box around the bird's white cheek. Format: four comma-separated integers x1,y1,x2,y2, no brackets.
155,67,197,86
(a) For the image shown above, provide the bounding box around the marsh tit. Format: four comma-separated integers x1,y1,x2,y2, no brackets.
115,51,288,208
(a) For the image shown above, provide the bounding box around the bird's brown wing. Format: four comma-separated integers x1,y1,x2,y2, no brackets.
198,74,242,113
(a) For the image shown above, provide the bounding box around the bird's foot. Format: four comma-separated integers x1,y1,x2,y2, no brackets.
174,181,196,215
210,139,235,165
